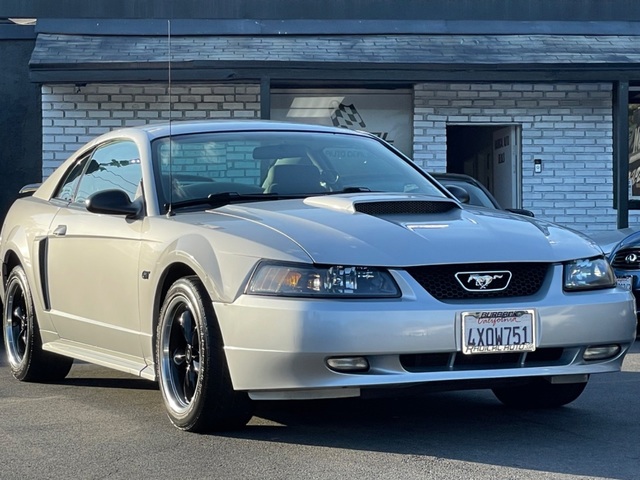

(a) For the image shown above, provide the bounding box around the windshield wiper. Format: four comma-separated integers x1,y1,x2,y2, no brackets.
167,192,281,211
167,188,373,212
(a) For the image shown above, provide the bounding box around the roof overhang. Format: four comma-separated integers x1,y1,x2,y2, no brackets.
29,32,640,84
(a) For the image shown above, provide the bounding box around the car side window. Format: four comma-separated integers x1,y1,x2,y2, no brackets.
53,155,90,203
74,140,142,204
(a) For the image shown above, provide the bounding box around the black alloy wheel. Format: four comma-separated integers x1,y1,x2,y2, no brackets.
167,305,200,407
3,265,73,382
5,273,29,368
157,276,252,432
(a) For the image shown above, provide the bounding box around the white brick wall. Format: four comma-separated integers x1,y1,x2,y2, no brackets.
42,83,260,177
42,82,634,232
413,82,637,232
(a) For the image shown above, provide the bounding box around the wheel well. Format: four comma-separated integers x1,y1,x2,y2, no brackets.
2,250,21,288
152,262,199,373
158,264,197,305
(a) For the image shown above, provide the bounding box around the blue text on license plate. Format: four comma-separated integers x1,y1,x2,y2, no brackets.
461,309,536,355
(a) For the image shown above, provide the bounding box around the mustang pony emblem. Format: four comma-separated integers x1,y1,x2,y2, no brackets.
455,271,512,292
468,274,503,289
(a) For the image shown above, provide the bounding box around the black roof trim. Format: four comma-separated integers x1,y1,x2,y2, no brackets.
28,63,640,85
0,23,35,39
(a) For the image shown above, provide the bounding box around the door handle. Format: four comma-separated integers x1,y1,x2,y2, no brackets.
53,225,67,236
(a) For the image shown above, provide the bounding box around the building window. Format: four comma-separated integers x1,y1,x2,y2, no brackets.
271,89,413,156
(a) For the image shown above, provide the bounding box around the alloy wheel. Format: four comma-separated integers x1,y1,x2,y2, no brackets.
4,280,28,367
160,297,201,412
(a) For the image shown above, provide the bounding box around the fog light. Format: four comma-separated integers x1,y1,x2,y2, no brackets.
583,345,620,361
326,356,369,372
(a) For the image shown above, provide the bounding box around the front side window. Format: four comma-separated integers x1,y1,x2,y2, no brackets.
74,140,142,204
53,155,89,203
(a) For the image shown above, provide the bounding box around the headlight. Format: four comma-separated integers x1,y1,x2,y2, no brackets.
246,262,401,298
563,256,616,291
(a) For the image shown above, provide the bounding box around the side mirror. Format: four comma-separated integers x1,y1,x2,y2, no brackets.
444,184,470,204
85,189,141,218
18,183,41,197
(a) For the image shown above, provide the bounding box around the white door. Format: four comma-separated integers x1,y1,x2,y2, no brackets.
492,126,520,208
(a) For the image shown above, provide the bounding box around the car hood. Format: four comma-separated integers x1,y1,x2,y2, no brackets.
179,193,601,266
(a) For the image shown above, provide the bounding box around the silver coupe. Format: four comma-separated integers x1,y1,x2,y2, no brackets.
1,120,636,432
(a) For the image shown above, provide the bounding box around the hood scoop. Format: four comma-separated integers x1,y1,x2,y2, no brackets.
354,199,459,215
304,194,460,215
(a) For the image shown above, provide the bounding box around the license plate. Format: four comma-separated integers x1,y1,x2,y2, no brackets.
461,309,536,355
616,276,633,291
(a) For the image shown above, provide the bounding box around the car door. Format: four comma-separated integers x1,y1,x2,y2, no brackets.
46,140,145,361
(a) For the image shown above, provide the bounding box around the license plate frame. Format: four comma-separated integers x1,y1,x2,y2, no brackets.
461,309,536,355
616,275,633,291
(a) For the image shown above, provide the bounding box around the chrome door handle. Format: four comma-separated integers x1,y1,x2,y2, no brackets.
53,225,67,236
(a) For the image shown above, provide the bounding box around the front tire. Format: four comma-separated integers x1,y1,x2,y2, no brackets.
156,276,252,432
492,377,588,409
3,265,73,382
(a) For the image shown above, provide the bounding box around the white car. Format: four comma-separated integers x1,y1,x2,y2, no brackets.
1,120,636,432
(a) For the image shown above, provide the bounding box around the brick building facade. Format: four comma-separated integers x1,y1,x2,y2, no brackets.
42,81,626,232
3,1,640,233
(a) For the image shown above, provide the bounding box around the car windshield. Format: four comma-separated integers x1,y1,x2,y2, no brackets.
151,130,445,209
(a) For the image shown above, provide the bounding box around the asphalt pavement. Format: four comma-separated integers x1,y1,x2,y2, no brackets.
0,339,638,479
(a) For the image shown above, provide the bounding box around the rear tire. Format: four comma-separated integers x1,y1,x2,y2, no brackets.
492,377,588,408
156,276,253,432
3,265,73,382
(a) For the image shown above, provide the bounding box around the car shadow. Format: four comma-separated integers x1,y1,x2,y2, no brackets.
0,342,157,391
60,376,159,390
218,368,640,479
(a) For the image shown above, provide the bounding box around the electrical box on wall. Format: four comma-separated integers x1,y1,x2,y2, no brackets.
534,158,542,173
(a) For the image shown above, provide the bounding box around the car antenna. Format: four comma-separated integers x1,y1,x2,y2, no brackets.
166,19,175,217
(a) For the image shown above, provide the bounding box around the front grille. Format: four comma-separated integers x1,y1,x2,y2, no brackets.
611,247,640,270
400,348,566,373
354,200,458,216
406,263,549,300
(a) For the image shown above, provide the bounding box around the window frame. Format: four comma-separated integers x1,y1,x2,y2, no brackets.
72,139,143,206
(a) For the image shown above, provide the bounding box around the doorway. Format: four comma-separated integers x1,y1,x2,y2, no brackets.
446,125,522,208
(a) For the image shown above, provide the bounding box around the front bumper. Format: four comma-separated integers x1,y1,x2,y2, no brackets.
216,267,637,399
612,267,640,334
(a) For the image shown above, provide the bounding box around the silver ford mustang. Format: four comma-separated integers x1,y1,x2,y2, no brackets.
1,120,636,432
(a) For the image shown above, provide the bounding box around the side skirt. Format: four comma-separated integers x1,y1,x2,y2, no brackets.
43,339,156,381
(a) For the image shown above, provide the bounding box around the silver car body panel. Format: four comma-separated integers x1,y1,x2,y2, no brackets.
1,120,636,399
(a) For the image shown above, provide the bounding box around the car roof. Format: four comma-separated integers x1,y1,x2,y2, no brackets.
133,120,368,141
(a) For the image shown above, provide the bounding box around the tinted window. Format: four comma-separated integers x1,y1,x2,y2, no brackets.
53,156,89,202
74,141,142,204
